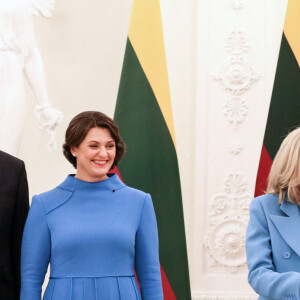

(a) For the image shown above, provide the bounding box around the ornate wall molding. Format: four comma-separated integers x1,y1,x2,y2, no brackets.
214,56,260,95
204,172,252,273
193,0,279,297
229,140,243,155
231,0,245,10
226,29,249,55
213,27,260,141
223,97,248,129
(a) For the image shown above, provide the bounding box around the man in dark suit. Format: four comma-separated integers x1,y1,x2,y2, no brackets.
0,151,29,299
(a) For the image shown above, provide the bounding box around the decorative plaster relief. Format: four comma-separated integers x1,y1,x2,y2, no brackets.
231,0,245,10
205,216,247,271
226,29,249,55
229,141,243,155
223,97,248,129
224,173,249,200
214,56,260,95
204,172,252,273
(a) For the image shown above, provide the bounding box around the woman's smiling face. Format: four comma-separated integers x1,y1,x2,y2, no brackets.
71,127,116,182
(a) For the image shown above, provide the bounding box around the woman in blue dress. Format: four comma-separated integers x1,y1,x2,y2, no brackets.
246,127,300,300
21,111,164,300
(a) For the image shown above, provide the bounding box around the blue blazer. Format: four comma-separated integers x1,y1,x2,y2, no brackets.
246,193,300,300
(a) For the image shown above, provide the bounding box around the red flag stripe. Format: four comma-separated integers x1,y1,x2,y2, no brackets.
160,265,177,299
255,144,273,197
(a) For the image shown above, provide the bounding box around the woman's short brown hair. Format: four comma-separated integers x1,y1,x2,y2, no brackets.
63,111,126,169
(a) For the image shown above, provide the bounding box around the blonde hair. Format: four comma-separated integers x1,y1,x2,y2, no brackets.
267,127,300,205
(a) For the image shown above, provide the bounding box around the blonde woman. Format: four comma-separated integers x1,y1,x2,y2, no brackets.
246,127,300,300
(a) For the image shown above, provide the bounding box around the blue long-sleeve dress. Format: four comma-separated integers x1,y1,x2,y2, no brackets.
20,174,163,300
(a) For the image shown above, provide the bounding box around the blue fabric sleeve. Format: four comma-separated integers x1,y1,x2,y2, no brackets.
246,198,300,299
135,194,163,300
20,195,51,300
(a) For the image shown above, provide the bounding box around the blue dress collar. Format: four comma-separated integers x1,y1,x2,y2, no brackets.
57,173,126,192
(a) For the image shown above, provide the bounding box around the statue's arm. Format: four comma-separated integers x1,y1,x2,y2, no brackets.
23,34,63,151
23,38,51,107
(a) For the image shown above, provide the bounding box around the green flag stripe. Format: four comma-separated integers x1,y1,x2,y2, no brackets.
114,38,191,299
264,34,300,159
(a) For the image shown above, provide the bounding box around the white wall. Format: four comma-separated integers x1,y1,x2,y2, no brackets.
17,0,287,298
192,0,287,298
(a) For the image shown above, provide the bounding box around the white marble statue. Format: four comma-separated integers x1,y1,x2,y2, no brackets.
0,0,63,156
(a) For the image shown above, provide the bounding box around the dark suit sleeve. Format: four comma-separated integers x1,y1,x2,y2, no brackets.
135,194,163,300
11,161,29,298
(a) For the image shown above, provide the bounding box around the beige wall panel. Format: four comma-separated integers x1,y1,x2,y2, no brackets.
193,0,288,299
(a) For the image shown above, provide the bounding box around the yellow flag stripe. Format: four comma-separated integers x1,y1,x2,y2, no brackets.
128,0,177,148
284,0,300,67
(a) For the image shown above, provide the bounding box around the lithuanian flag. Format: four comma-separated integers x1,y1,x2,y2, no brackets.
113,0,191,299
255,0,300,196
